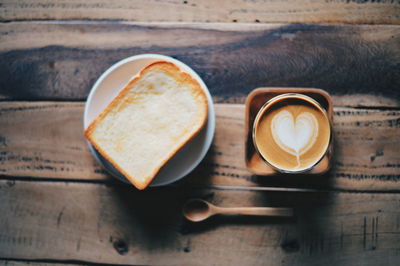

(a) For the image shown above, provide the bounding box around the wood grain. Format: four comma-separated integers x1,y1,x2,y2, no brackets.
0,102,399,191
0,180,399,265
1,22,399,107
1,0,400,24
0,261,76,266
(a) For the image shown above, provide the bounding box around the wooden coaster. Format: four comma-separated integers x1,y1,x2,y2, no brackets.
245,88,334,175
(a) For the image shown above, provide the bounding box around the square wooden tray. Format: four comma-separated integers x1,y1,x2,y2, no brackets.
245,88,334,175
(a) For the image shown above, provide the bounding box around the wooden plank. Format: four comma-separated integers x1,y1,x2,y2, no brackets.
0,261,77,266
1,22,399,107
1,0,400,24
0,180,399,265
0,102,399,191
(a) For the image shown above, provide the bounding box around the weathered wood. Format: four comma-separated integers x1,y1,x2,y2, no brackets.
0,102,399,191
0,261,76,266
1,0,399,24
1,22,399,107
0,180,399,265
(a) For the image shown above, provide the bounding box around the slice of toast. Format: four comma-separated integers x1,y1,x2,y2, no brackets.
85,61,208,190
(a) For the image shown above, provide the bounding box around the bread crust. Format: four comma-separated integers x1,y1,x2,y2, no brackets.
85,61,208,190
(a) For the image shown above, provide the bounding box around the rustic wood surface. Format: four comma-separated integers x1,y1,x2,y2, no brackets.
0,180,399,266
1,0,400,24
1,22,399,107
0,102,399,191
0,262,76,266
1,1,400,265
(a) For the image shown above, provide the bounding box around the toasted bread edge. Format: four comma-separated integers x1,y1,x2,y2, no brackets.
84,61,208,190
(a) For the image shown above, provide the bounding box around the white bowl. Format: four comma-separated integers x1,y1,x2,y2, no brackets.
83,54,215,187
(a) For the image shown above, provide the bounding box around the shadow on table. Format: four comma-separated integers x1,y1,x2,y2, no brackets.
102,146,336,253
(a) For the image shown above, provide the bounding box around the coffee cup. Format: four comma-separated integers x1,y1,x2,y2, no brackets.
252,93,332,173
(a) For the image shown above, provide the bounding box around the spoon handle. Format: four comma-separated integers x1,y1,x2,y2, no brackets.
217,207,293,217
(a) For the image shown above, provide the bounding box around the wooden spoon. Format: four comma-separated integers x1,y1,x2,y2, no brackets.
183,199,293,222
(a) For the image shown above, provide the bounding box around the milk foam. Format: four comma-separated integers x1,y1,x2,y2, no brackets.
271,110,318,167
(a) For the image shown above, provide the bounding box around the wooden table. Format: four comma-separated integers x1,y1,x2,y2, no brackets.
1,1,399,265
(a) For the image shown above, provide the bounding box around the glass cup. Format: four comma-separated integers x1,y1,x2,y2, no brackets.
252,93,332,173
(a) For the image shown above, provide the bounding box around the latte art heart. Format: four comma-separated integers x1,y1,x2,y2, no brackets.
271,110,319,160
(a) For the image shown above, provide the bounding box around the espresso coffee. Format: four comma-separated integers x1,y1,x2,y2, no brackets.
253,94,331,172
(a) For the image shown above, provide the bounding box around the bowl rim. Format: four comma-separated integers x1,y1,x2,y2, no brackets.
83,53,215,187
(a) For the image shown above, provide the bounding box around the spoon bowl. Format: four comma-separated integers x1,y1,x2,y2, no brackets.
183,199,214,222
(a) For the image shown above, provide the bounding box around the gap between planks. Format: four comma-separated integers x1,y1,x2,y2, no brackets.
0,258,103,266
1,177,400,194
